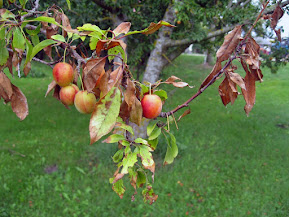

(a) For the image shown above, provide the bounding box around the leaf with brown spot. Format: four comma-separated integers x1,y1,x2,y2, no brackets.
113,22,131,36
89,87,121,144
0,72,13,100
200,61,222,89
45,80,57,97
11,84,28,120
216,25,242,62
219,77,238,106
83,58,106,92
241,71,256,116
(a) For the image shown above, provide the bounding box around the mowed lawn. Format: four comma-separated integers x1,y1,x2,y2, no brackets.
0,55,289,217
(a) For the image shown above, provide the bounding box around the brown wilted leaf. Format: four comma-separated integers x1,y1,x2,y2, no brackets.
61,13,72,37
108,66,123,90
83,58,106,92
219,77,238,106
241,71,256,116
12,52,19,68
178,109,191,122
200,61,222,89
244,37,260,69
113,22,131,35
6,51,13,75
216,25,242,62
241,58,263,82
95,39,127,56
24,62,31,76
130,98,142,126
270,5,284,30
0,72,13,100
119,101,131,122
98,69,109,96
11,84,29,120
228,71,246,90
124,79,136,108
45,80,57,97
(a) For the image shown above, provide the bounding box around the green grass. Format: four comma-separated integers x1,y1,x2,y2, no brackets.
1,56,289,216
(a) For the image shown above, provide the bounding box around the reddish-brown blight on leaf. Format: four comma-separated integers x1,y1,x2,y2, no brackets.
200,62,222,89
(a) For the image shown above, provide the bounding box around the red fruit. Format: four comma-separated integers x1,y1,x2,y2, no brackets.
74,90,97,114
52,62,74,87
141,94,162,119
59,84,79,106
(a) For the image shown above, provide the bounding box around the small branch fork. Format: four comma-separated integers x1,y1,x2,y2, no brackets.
159,1,270,118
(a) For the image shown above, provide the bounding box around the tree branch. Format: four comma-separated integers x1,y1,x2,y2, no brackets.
21,0,40,21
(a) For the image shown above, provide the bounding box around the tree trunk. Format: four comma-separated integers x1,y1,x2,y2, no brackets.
142,4,176,83
203,49,214,66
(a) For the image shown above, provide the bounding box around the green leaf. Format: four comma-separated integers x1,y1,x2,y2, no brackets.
111,179,125,199
19,0,28,8
77,24,102,32
164,132,178,165
0,27,5,39
148,138,158,150
29,39,57,62
32,16,59,26
103,134,125,143
115,117,134,135
154,90,167,100
136,170,146,188
0,39,8,65
148,127,161,140
1,10,15,19
121,152,137,174
24,39,33,67
134,138,148,145
51,34,66,43
112,149,124,163
89,87,121,144
139,145,154,169
120,140,130,146
26,24,41,36
12,27,26,51
140,83,149,95
89,36,99,50
31,35,39,46
147,121,157,137
66,0,71,10
0,0,3,8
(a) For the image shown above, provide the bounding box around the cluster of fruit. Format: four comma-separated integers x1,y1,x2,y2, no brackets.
52,62,96,114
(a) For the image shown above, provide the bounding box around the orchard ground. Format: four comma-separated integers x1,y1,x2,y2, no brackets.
0,55,289,216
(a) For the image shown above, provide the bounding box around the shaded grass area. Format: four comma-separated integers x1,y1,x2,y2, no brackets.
0,56,289,216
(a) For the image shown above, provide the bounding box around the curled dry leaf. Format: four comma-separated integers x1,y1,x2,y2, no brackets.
216,25,242,62
143,20,175,35
11,84,29,120
113,22,131,35
228,71,246,90
45,80,57,97
95,39,127,56
219,77,238,106
163,75,192,88
124,79,136,108
241,70,256,116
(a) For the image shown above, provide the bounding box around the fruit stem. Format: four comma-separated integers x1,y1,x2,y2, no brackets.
79,73,85,91
149,83,151,95
63,47,67,62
